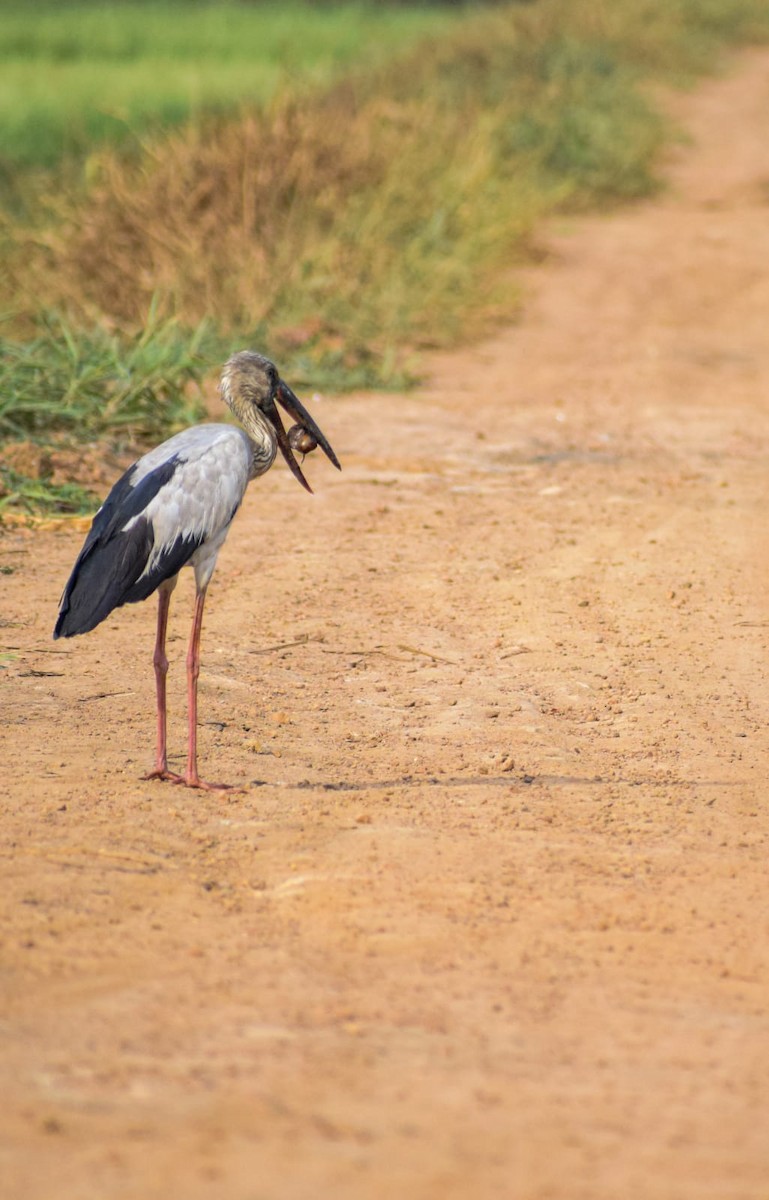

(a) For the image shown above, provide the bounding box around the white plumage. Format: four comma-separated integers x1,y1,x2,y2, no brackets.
54,351,340,791
124,425,254,592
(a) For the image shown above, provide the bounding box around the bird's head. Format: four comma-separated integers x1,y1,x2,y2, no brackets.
220,351,340,492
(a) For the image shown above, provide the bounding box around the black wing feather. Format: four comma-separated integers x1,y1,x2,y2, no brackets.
53,455,198,638
121,531,205,606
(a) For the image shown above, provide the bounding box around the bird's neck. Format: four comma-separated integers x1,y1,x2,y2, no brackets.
227,394,278,480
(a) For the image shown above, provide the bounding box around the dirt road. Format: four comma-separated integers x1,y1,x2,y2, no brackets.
2,50,769,1200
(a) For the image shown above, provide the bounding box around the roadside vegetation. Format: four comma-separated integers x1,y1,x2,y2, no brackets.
1,0,768,513
0,1,458,176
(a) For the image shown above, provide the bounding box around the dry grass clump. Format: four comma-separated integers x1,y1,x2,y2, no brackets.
11,77,518,348
48,90,410,329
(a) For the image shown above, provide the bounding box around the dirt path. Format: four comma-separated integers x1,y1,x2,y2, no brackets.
2,49,769,1200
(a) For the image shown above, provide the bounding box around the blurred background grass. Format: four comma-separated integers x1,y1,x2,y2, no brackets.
0,1,459,172
1,0,768,513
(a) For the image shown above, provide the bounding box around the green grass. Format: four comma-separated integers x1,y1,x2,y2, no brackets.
0,1,461,170
0,308,414,445
0,310,212,512
0,307,415,513
0,313,211,442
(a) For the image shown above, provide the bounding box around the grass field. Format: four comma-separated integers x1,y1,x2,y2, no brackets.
0,1,459,170
2,0,769,513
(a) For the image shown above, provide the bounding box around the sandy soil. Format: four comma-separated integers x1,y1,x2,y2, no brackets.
2,49,769,1200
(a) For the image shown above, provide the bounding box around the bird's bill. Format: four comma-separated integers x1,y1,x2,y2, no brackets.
268,380,341,492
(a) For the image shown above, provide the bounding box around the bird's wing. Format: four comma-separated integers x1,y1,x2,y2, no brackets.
124,434,250,603
54,455,189,638
54,427,250,638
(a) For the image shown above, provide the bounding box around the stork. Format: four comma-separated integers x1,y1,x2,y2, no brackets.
54,351,340,790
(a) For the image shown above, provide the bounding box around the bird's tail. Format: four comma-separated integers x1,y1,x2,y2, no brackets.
53,529,152,639
54,554,118,638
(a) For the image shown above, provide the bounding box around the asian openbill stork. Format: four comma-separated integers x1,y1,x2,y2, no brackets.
54,351,340,790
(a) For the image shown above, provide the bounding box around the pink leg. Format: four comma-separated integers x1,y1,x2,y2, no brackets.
183,585,235,791
143,580,183,784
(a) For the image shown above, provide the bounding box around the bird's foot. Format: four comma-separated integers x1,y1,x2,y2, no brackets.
143,767,186,785
143,766,244,792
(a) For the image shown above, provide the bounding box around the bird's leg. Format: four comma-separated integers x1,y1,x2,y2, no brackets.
143,579,184,784
184,585,206,786
152,583,172,771
183,584,235,791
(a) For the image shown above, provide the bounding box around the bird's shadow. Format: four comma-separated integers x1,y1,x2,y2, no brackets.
252,772,740,793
